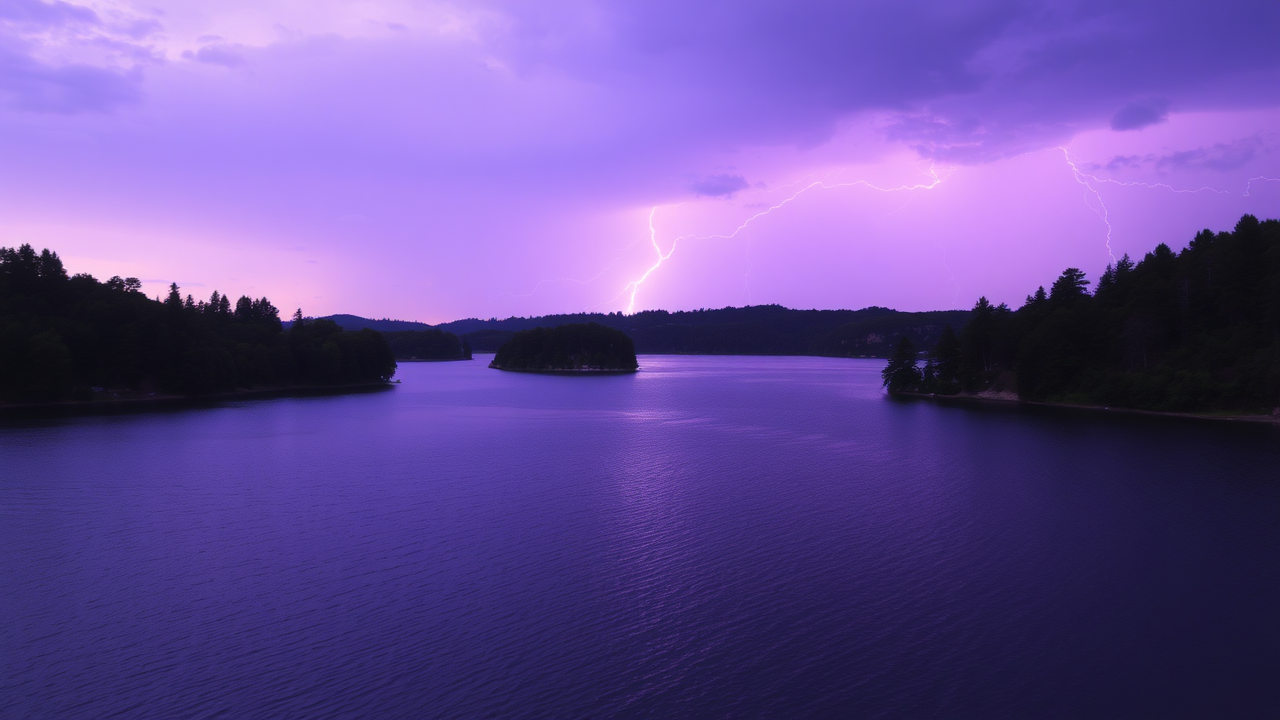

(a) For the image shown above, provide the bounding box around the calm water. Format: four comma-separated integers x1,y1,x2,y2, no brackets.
2,356,1278,718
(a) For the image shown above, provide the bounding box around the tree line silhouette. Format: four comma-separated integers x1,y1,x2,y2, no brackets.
414,305,972,357
0,244,396,404
884,215,1280,413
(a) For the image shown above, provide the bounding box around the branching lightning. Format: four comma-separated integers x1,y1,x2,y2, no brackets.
616,166,952,313
1062,147,1279,265
1061,147,1119,264
505,149,1275,317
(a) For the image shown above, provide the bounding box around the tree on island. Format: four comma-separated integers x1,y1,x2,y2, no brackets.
491,323,638,372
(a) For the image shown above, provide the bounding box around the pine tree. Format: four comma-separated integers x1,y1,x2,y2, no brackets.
929,325,961,393
881,336,921,394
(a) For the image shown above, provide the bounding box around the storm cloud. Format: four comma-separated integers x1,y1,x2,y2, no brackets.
0,0,1278,320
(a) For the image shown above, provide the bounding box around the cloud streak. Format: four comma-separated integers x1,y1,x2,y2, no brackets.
1111,98,1171,131
690,174,749,198
0,0,161,113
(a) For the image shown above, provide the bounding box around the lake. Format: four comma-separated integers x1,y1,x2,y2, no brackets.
2,355,1277,717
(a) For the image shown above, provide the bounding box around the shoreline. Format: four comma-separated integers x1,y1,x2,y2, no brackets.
897,390,1280,426
0,381,395,418
488,364,638,375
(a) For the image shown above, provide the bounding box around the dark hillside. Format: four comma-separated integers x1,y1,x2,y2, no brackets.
296,314,434,332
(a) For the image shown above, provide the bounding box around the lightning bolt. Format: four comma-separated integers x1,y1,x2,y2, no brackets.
1245,176,1280,196
1061,147,1280,265
617,165,952,313
510,149,1272,316
1061,147,1119,264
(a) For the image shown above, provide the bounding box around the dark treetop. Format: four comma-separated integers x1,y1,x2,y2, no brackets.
885,215,1280,415
490,323,639,372
0,244,396,404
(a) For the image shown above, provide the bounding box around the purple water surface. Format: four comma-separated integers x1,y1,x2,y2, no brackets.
2,356,1278,717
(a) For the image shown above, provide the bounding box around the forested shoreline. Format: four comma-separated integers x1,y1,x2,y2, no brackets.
0,245,396,405
11,211,1278,415
883,215,1280,415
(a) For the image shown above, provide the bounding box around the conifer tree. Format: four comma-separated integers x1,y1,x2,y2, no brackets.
881,336,921,394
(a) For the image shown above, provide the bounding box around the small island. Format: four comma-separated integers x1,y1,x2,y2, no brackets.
489,323,639,373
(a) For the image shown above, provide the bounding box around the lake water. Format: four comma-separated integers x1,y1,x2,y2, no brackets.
2,355,1278,718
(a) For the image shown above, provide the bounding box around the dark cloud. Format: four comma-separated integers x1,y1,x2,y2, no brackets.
690,174,749,197
1087,136,1271,175
117,17,162,40
1111,98,1170,131
0,0,156,114
1154,136,1269,172
0,0,98,26
483,0,1280,162
1104,155,1143,172
185,44,246,68
0,46,142,112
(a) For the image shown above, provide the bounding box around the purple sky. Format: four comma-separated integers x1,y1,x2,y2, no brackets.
2,0,1279,322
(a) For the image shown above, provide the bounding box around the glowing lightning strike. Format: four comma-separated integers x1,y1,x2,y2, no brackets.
1060,147,1280,265
1061,147,1119,265
620,208,675,314
545,150,1269,316
618,166,952,313
1245,176,1280,196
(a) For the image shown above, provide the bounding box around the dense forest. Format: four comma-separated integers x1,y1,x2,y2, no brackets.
323,305,971,358
883,215,1280,414
0,245,397,404
383,329,472,361
490,323,638,372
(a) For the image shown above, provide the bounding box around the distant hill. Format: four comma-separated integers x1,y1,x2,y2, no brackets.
438,305,970,357
341,305,968,358
292,305,972,359
287,314,434,332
